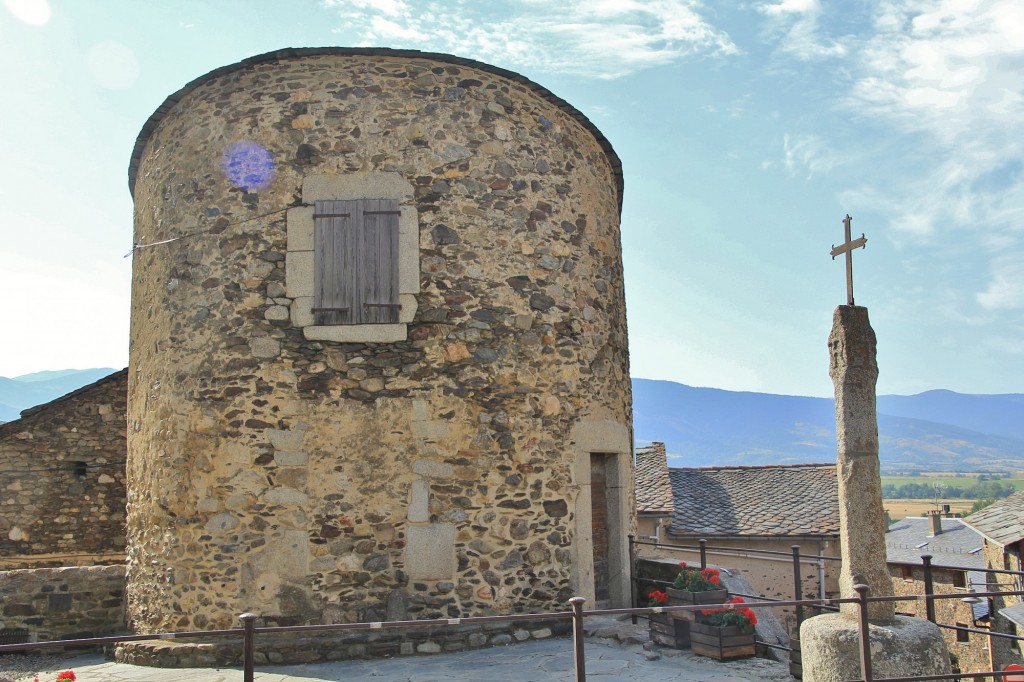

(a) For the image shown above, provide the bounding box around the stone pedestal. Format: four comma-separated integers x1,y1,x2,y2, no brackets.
800,614,949,682
801,306,949,680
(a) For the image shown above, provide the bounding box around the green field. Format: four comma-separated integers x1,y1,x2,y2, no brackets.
881,474,1024,489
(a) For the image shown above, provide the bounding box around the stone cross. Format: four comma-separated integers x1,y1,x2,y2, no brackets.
829,305,894,622
830,215,867,306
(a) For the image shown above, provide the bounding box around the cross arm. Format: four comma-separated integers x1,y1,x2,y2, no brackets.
831,234,867,259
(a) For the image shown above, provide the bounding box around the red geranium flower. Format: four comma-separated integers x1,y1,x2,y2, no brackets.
647,590,669,606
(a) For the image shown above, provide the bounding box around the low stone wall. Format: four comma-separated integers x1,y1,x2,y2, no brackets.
0,564,126,642
116,618,570,667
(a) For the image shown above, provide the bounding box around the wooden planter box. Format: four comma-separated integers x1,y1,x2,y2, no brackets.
667,587,728,606
690,622,755,661
649,612,690,649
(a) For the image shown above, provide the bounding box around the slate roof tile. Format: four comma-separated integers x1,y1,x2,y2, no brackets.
962,489,1024,547
666,463,839,537
885,516,986,569
634,442,673,514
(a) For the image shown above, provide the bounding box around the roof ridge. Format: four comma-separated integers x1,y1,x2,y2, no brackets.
0,368,127,434
670,462,836,472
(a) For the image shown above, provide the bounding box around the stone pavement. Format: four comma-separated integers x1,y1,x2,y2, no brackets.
9,618,793,682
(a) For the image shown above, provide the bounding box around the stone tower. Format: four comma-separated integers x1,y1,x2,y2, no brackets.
125,48,632,637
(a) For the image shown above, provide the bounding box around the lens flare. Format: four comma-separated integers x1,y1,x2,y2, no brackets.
220,141,276,192
4,0,51,25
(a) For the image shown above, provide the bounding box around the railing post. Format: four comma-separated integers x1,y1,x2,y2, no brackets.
854,584,873,682
792,545,805,626
628,533,638,625
570,596,587,682
921,554,936,623
699,538,707,569
240,612,258,682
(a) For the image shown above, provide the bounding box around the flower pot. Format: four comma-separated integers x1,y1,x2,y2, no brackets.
649,612,690,649
667,587,729,606
689,621,755,660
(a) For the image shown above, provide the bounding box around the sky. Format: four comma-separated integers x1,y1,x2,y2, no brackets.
1,0,1022,398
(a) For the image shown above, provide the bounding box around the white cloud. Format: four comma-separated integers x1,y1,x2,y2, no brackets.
368,16,427,41
851,0,1024,145
348,0,407,15
782,133,843,178
977,256,1024,311
843,0,1024,241
838,0,1024,317
756,0,847,59
321,0,737,79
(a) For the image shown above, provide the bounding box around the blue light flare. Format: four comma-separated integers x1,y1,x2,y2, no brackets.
220,141,276,192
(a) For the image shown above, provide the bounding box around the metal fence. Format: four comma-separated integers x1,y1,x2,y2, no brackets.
3,536,1024,682
630,534,1024,681
1,585,1023,682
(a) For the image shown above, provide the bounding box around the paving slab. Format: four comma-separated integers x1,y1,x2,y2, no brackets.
6,618,793,682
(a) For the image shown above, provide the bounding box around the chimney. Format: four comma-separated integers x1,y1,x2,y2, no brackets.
928,510,943,536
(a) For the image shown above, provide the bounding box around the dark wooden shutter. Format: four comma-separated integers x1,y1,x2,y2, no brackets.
360,198,400,324
313,200,355,325
313,198,400,325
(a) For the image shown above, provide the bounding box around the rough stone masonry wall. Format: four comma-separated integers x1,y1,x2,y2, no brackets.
127,51,631,636
0,370,127,568
984,541,1024,669
887,564,990,674
0,564,125,641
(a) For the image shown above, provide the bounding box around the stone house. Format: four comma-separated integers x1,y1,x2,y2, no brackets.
634,442,673,541
0,370,128,643
0,369,127,569
121,45,633,660
961,491,1024,669
885,513,991,674
633,443,840,635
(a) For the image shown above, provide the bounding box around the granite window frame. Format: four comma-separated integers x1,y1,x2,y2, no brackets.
286,173,419,343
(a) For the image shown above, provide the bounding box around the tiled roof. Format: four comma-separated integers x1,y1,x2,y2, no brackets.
885,516,989,620
963,490,1024,547
666,464,839,537
885,516,986,569
635,442,673,514
1000,603,1024,628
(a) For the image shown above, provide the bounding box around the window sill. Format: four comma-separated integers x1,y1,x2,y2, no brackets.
303,324,408,343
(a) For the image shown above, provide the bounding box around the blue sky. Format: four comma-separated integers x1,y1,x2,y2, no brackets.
1,0,1022,398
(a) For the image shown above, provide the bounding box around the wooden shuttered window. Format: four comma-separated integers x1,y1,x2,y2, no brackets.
313,199,400,325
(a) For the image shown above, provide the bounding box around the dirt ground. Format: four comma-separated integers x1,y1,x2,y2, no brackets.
883,499,976,521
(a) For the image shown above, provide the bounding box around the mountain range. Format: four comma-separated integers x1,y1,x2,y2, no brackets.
0,368,118,422
2,370,1021,473
633,378,1024,474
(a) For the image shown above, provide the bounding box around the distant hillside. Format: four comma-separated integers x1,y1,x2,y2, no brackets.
5,371,1021,475
633,378,1024,474
0,368,118,423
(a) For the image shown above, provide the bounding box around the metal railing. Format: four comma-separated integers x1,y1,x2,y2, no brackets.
629,533,1024,680
629,534,842,641
2,584,1024,682
3,534,1024,682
